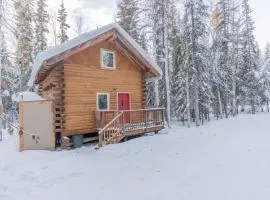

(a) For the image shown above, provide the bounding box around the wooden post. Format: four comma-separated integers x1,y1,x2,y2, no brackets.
144,110,147,129
163,109,165,126
122,111,125,135
98,132,103,147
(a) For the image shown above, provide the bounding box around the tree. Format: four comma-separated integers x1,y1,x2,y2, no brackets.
239,0,259,114
213,0,232,118
171,14,186,123
57,0,70,43
0,0,12,120
182,0,210,126
49,9,58,46
116,0,141,43
149,0,174,127
264,43,270,62
34,0,49,56
0,33,19,123
14,0,34,90
73,11,86,36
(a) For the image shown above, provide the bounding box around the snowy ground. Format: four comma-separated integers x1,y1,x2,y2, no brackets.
1,113,270,200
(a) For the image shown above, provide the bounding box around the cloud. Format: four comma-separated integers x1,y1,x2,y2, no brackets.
80,0,116,9
48,0,116,37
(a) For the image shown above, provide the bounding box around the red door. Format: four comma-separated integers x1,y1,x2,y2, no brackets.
118,93,130,111
118,93,130,122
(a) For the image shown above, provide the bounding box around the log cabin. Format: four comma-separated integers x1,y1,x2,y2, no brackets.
28,23,165,147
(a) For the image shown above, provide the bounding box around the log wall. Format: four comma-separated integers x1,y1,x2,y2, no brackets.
62,41,145,136
39,63,64,136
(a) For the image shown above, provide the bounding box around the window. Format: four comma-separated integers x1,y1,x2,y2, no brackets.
101,49,115,69
97,93,110,110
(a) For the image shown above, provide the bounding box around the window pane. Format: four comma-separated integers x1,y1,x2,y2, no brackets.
102,51,114,68
98,94,108,110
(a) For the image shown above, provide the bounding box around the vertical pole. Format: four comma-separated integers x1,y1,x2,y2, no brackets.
122,111,125,135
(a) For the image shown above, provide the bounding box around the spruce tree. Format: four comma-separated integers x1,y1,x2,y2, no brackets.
116,0,140,43
150,0,174,127
183,0,210,126
213,0,232,118
57,0,69,43
264,43,270,62
0,31,18,121
34,0,49,56
14,0,34,90
170,6,187,124
240,0,259,114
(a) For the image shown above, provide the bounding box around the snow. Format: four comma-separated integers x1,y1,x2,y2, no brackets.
3,90,10,97
1,113,270,200
28,23,162,86
11,92,45,102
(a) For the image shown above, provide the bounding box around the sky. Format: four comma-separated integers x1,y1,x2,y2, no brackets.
48,0,270,49
249,0,270,49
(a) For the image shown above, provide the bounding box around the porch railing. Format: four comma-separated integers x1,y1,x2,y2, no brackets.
98,112,125,146
96,110,119,130
97,108,165,146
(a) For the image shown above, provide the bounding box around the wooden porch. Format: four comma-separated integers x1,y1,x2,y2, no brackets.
96,108,165,146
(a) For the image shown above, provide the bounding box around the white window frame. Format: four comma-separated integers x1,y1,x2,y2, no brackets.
100,49,116,69
97,93,110,111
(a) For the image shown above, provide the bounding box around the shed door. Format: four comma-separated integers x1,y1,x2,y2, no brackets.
118,93,130,111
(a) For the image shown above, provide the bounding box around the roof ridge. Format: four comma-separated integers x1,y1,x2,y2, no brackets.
28,23,161,86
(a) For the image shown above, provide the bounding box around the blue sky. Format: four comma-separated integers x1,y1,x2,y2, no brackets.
48,0,269,49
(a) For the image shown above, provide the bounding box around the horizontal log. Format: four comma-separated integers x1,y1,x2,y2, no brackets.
54,123,62,126
62,129,98,136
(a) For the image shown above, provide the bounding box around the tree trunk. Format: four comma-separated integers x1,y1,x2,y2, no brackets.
154,80,159,107
195,82,200,126
164,24,171,128
185,72,191,128
217,87,223,119
232,72,237,117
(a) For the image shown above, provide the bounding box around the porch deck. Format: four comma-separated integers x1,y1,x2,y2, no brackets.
96,108,165,146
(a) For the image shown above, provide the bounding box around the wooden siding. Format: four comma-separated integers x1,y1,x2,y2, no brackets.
39,63,64,135
62,41,145,136
39,64,63,100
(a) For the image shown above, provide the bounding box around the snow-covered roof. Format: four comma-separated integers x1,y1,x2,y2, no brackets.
12,92,45,102
28,23,162,86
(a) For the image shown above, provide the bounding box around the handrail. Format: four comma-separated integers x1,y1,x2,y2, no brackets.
98,108,165,113
98,112,124,147
123,108,165,112
97,108,165,147
96,108,165,129
99,112,123,133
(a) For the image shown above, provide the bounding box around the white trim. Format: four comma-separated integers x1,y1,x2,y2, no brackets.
96,93,110,111
100,49,116,70
117,92,131,111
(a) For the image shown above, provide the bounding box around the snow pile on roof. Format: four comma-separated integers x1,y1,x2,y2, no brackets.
28,23,162,86
12,92,45,102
